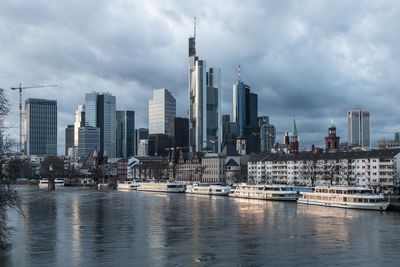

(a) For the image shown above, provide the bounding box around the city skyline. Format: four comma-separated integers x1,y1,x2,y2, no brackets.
2,1,400,154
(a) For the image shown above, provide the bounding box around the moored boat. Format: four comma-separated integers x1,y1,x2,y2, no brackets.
117,180,140,191
39,178,64,188
137,181,186,193
228,184,298,201
186,183,231,196
297,186,389,211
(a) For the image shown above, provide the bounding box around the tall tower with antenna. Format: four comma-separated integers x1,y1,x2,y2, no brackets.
188,17,221,153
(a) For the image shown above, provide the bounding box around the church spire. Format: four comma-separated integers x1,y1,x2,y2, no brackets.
292,117,298,137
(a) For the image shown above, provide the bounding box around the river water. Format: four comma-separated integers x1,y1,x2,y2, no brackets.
1,185,399,266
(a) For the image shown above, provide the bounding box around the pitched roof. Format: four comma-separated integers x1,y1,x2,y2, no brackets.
225,159,239,167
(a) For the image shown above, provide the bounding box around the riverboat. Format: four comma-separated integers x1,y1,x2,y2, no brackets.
137,181,186,193
229,184,298,201
297,186,389,211
117,180,140,191
185,183,231,196
39,178,65,188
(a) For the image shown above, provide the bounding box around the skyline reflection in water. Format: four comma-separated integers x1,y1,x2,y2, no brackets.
1,186,400,267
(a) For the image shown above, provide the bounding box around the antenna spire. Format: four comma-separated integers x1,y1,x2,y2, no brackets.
238,64,241,81
194,17,196,39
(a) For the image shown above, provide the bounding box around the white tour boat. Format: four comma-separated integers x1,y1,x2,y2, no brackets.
185,184,231,196
39,178,65,188
229,184,299,201
117,180,140,191
297,186,389,211
137,181,186,193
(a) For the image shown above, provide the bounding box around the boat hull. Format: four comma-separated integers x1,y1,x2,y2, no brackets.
186,190,230,196
229,194,298,201
297,199,389,211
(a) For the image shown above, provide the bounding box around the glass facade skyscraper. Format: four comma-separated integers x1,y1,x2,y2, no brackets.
74,104,85,146
148,88,176,135
85,92,116,157
78,126,100,162
65,125,74,155
347,109,371,149
24,98,57,156
116,110,135,158
188,32,221,152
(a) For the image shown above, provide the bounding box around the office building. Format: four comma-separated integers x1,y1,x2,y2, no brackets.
24,98,57,156
149,88,176,135
134,128,149,155
78,126,100,162
232,70,259,154
222,114,239,149
347,109,370,149
116,110,135,158
168,117,189,150
188,27,221,153
74,104,85,146
137,139,149,156
65,125,74,155
148,133,169,157
85,92,116,157
260,118,276,154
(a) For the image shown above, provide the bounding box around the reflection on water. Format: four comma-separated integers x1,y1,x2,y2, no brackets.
1,186,400,267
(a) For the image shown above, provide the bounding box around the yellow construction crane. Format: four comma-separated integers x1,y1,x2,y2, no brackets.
11,83,57,154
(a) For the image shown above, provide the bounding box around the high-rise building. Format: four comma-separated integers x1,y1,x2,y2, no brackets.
134,128,149,156
85,92,116,157
116,110,135,158
65,125,74,155
78,126,100,162
188,29,221,153
137,139,148,156
395,132,400,141
347,109,370,149
232,70,259,154
148,133,169,157
149,88,176,135
232,75,258,136
168,117,189,151
222,114,239,149
24,98,57,156
259,116,276,153
74,104,85,146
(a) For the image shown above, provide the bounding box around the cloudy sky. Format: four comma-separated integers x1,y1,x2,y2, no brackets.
1,0,400,154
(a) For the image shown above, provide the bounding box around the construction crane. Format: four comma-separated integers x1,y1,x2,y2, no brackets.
11,83,57,154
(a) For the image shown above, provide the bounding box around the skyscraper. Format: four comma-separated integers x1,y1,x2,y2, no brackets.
259,116,276,154
149,88,176,135
116,110,135,158
78,126,100,162
347,109,370,149
24,98,57,156
232,69,259,154
74,104,85,146
188,26,221,152
134,128,149,156
65,125,74,155
169,117,189,150
85,92,116,157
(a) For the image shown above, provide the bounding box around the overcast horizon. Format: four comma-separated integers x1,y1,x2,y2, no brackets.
1,0,400,155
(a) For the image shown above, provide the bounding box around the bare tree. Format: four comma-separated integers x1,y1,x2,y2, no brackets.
338,159,356,186
300,158,321,187
0,88,21,250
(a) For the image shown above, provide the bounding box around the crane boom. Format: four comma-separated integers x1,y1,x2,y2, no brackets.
11,83,58,154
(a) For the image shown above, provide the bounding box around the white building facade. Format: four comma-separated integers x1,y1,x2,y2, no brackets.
248,149,400,193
